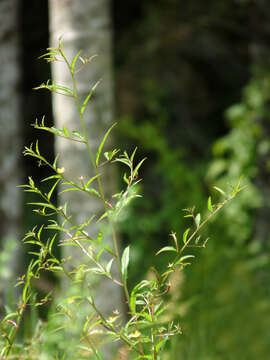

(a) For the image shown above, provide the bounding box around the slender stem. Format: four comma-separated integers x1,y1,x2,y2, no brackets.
179,195,234,255
4,303,26,359
88,298,141,355
59,47,145,356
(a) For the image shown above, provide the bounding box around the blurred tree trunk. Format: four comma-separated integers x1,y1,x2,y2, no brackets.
0,0,23,309
49,0,122,356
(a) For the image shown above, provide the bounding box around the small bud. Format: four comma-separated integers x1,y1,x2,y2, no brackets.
57,167,65,174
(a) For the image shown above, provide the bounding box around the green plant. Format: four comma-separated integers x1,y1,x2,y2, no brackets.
0,42,242,360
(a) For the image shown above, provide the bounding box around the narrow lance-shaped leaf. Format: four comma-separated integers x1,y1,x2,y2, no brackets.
182,228,190,244
174,255,195,266
106,258,114,274
213,186,226,196
80,79,101,115
121,246,130,283
70,50,82,74
47,179,61,201
133,157,147,178
71,130,84,140
195,213,201,227
208,196,213,212
156,246,177,256
96,123,117,166
62,125,69,136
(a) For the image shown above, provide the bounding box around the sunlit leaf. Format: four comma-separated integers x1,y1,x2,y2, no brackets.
208,196,213,212
96,123,117,166
213,186,226,196
121,246,130,283
156,246,177,256
182,228,190,244
195,213,201,227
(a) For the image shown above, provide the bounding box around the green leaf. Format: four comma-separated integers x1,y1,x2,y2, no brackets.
182,228,190,244
80,79,101,115
96,123,117,166
133,158,146,178
54,85,73,96
96,232,103,243
104,149,119,161
42,174,61,182
121,246,130,283
97,212,108,222
195,213,201,227
155,339,167,353
59,187,80,194
155,246,177,256
113,157,131,168
53,154,59,169
48,234,57,254
62,125,69,136
85,187,101,198
106,258,114,274
85,174,99,187
28,202,56,210
213,186,226,196
71,50,82,73
207,196,213,212
175,255,195,266
35,140,40,155
71,130,84,140
47,179,61,201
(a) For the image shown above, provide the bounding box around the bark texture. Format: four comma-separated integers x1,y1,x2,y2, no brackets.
49,1,122,356
0,0,22,307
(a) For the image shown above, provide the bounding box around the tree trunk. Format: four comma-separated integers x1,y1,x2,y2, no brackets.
49,1,122,357
0,0,23,309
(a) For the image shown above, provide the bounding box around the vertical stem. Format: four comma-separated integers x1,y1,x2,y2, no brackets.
4,303,26,359
59,47,144,356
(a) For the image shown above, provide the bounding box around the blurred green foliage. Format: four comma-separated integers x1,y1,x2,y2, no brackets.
114,1,270,357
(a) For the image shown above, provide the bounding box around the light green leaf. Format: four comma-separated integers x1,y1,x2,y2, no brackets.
175,255,195,266
155,246,177,256
106,258,114,274
53,154,59,169
54,85,73,96
47,179,60,201
182,228,190,244
121,246,130,283
62,125,69,136
195,213,201,227
28,202,56,210
71,50,82,74
96,123,117,166
133,158,146,178
213,186,226,196
85,187,101,198
104,149,119,161
71,130,84,140
97,212,108,222
85,174,99,187
155,339,167,353
80,80,101,115
207,196,213,212
42,174,61,182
